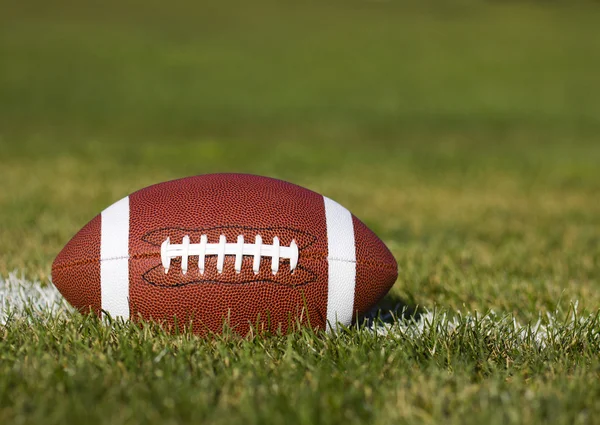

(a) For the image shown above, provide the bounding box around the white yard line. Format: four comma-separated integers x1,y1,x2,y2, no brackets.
0,272,71,324
368,305,600,349
1,272,598,350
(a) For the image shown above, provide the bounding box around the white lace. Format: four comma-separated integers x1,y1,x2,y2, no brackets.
161,235,299,275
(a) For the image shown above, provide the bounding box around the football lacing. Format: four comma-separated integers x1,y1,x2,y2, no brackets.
161,235,299,275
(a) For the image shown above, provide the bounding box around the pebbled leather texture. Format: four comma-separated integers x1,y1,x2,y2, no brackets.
51,174,398,335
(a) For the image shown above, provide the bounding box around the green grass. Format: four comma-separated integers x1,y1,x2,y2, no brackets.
2,289,600,425
1,0,600,423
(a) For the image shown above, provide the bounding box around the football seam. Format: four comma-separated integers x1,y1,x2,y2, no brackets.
52,254,397,271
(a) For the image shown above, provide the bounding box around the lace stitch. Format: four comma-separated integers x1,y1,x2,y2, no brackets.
161,235,299,275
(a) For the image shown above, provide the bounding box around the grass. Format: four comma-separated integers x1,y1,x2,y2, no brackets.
1,0,600,423
2,275,600,425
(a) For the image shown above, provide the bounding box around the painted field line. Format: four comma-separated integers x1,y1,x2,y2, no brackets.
367,305,600,349
1,272,598,350
0,272,71,324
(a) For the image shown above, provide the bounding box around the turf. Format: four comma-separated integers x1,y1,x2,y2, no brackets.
1,0,600,424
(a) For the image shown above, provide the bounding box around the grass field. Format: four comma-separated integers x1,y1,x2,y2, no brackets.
1,1,600,424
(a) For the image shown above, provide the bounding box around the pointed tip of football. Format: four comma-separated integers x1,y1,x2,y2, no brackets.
352,216,398,318
51,215,102,315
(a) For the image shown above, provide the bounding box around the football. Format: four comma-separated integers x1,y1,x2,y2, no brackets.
51,174,397,335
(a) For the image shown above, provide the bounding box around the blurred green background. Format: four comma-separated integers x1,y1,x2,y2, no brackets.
1,0,599,318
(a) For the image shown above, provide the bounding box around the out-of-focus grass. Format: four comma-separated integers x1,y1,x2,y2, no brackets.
0,1,599,423
2,0,600,142
1,0,598,316
1,0,600,313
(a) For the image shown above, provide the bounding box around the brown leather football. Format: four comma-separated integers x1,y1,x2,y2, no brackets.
52,174,397,335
